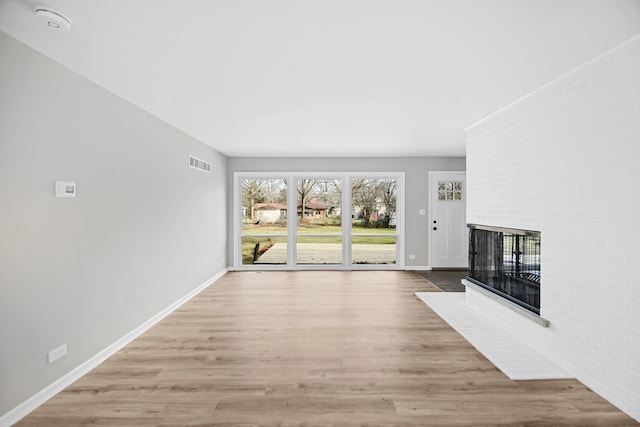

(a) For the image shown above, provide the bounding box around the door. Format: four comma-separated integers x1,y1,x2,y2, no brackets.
430,172,468,268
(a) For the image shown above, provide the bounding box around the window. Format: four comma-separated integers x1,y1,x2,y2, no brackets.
240,178,287,265
296,178,343,266
235,172,404,269
351,178,397,265
438,180,463,201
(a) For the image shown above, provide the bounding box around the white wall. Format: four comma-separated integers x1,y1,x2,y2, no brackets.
0,32,228,418
227,156,466,268
466,34,640,420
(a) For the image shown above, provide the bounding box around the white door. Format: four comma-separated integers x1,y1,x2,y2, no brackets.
430,172,468,268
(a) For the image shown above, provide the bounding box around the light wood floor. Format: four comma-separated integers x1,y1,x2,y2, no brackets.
17,271,638,426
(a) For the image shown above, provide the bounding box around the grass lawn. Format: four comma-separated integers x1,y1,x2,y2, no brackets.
241,223,397,264
241,236,287,265
242,224,396,235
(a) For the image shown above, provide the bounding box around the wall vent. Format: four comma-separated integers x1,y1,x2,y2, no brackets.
189,155,211,173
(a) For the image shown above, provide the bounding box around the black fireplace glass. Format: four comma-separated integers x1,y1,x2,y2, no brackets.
468,225,541,314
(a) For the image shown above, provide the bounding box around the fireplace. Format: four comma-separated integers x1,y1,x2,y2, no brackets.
467,224,541,314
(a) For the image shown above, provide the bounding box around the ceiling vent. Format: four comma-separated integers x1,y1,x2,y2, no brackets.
189,155,211,174
35,6,72,32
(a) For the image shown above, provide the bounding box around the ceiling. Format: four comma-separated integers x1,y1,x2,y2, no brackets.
1,1,640,157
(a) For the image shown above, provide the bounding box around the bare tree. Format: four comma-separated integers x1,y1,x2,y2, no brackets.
242,179,265,221
275,187,287,204
263,179,285,203
377,179,397,228
317,180,333,204
297,179,317,223
352,179,377,227
328,180,343,218
331,179,342,199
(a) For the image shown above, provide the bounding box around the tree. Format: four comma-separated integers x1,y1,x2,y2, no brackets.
315,179,342,214
377,179,397,228
275,187,287,204
297,179,317,223
317,180,333,204
331,179,342,201
263,179,285,203
352,179,377,227
351,179,396,228
242,179,265,221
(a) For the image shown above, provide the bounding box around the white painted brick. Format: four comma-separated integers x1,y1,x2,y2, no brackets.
466,34,640,421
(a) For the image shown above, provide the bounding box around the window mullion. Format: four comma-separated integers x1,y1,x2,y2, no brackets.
287,175,296,268
343,175,352,268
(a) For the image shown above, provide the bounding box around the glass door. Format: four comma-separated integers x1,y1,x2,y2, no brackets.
240,178,287,266
236,172,403,269
350,178,398,265
295,178,343,265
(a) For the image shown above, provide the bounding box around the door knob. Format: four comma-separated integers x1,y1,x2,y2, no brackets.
433,227,437,231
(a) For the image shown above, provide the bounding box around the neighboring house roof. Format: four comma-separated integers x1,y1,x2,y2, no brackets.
254,203,287,210
300,198,329,210
301,201,329,210
254,201,330,210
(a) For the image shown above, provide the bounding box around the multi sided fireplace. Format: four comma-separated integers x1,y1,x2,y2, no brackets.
467,224,541,314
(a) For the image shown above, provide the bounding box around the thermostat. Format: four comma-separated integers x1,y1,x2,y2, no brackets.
55,181,76,198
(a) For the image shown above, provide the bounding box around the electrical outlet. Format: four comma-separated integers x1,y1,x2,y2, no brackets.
409,254,416,260
48,344,67,364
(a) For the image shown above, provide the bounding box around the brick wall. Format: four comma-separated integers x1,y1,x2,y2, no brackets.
466,34,640,420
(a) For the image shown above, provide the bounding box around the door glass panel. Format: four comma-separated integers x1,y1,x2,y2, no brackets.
297,236,343,265
241,178,287,265
438,180,463,201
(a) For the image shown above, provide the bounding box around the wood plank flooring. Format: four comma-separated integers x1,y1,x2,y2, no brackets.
16,271,638,426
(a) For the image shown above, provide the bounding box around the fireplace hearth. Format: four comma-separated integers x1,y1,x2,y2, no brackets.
467,224,541,314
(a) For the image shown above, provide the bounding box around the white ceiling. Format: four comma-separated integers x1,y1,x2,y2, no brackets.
2,0,640,157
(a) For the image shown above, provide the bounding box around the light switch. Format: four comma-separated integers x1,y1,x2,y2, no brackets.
55,181,76,198
419,209,426,216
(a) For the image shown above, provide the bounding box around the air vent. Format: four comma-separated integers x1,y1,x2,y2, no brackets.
189,155,211,173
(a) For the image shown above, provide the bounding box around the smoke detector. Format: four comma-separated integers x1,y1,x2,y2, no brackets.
34,6,71,32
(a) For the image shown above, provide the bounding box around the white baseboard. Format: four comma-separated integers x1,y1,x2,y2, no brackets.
0,268,228,427
406,265,432,271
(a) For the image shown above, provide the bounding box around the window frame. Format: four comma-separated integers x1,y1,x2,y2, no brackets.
233,171,405,270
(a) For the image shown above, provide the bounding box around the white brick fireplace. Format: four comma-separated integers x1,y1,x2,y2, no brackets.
466,33,640,420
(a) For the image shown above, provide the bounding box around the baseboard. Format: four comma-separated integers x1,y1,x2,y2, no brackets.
0,268,228,427
406,265,432,271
